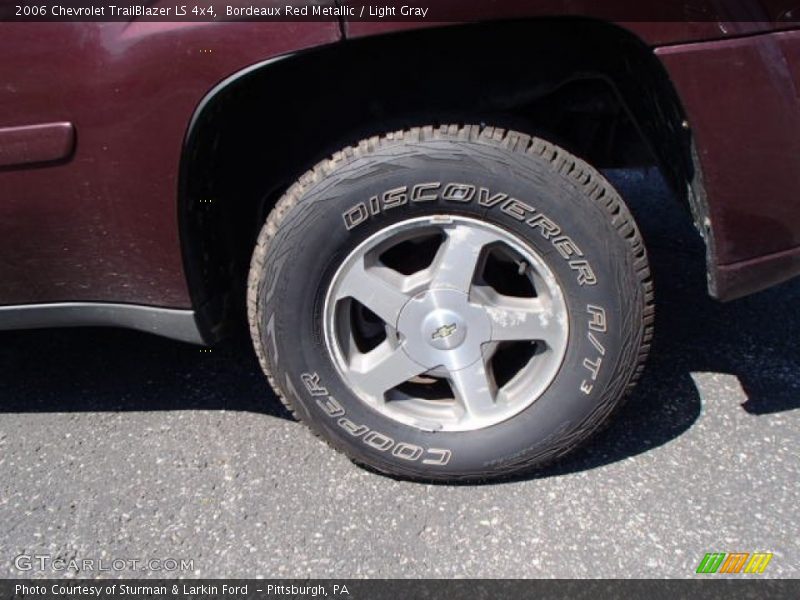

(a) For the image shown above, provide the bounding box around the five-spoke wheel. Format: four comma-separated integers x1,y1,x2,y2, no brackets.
324,216,569,431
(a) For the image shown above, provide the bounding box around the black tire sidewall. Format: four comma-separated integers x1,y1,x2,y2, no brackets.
257,136,644,479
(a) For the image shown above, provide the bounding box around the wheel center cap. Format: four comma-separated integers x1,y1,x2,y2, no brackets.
424,310,467,350
397,289,491,371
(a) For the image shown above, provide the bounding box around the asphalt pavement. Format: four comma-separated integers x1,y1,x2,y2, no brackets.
0,169,797,578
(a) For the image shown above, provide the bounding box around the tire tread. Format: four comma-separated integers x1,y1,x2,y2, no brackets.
247,125,654,481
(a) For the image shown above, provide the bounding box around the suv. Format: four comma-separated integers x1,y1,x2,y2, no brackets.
2,6,799,481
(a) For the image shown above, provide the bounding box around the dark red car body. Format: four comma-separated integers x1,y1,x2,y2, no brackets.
1,2,799,343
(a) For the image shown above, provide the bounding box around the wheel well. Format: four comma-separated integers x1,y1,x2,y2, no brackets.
180,18,694,340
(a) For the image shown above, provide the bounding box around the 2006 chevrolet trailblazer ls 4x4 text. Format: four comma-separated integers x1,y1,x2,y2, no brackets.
2,2,799,481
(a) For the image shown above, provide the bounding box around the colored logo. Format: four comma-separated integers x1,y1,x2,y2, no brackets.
431,323,457,340
696,552,773,574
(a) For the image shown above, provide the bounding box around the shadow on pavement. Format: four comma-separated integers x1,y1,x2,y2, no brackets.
0,328,292,420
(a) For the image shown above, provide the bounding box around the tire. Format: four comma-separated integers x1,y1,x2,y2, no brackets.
248,125,653,482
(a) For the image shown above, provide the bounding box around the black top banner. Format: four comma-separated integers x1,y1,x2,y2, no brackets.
3,0,800,22
2,579,799,600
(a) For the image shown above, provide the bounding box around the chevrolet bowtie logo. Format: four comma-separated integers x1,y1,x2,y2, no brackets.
431,323,458,340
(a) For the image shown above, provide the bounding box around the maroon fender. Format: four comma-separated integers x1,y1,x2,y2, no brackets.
0,21,340,307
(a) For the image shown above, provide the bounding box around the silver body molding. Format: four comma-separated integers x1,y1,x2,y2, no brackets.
0,302,205,345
